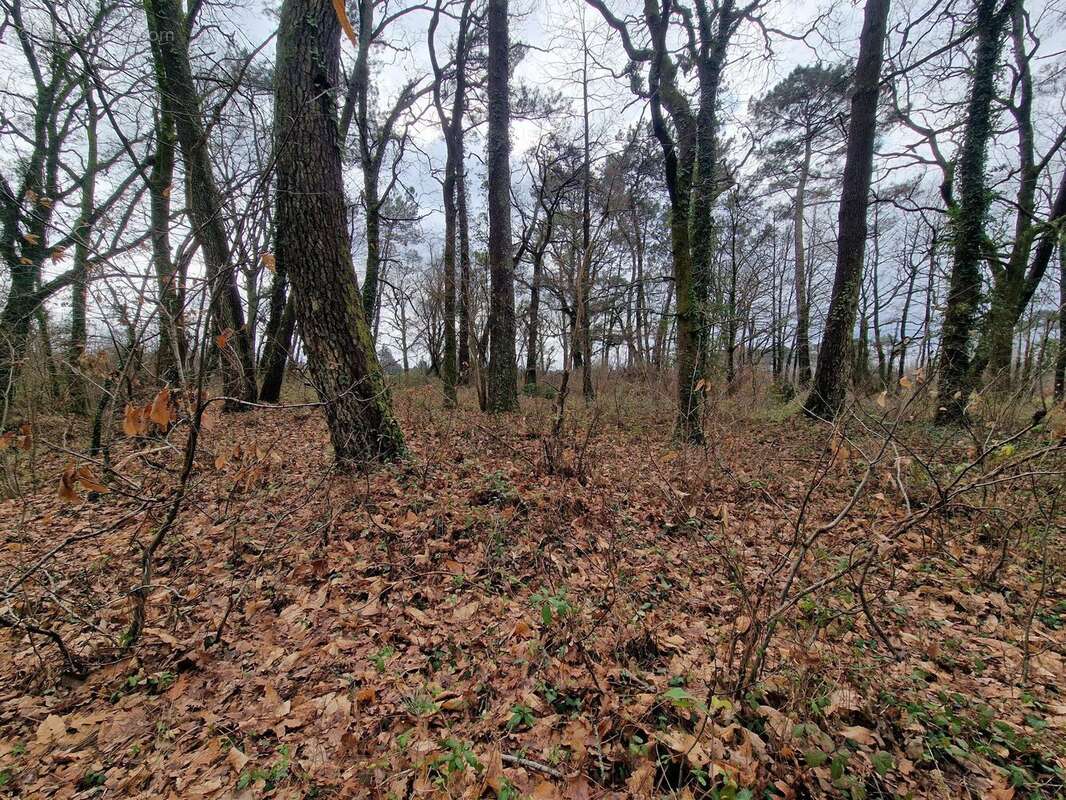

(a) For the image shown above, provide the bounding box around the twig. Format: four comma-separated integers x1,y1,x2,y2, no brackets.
501,753,567,779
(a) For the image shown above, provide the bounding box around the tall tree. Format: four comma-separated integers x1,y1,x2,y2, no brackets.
972,1,1066,385
0,0,142,407
67,79,98,412
1055,230,1065,402
575,7,596,401
588,0,757,442
485,0,519,412
935,0,1016,423
144,0,258,407
339,0,430,328
149,95,186,386
802,0,891,420
752,63,850,387
274,0,405,460
429,0,475,407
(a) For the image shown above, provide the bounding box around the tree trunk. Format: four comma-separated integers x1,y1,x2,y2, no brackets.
458,160,472,385
726,192,739,386
897,232,919,384
871,213,887,386
67,80,97,412
274,0,404,460
793,139,813,385
803,0,891,420
1055,231,1065,401
150,102,185,386
429,0,472,407
976,1,1043,384
935,0,1014,423
577,28,595,401
258,275,295,403
525,231,547,386
144,0,257,407
485,0,518,412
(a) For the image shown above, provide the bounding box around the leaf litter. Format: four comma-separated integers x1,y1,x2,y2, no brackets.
0,386,1063,798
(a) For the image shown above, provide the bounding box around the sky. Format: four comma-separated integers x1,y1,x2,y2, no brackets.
2,0,1064,370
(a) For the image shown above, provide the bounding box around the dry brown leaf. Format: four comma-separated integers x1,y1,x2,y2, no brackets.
36,714,67,745
531,780,562,800
452,601,479,622
76,466,109,494
840,725,876,746
215,327,234,349
58,463,80,503
149,386,172,427
226,746,249,774
331,0,359,46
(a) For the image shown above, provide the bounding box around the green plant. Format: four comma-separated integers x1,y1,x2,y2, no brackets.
539,682,583,714
406,691,441,717
479,471,518,506
370,645,395,673
531,587,573,625
427,737,481,785
78,770,106,789
237,745,290,790
522,382,557,400
506,703,535,731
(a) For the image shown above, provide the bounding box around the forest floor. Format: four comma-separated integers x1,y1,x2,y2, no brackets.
0,379,1064,799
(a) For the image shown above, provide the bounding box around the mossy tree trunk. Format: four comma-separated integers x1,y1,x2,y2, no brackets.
935,0,1015,423
274,0,405,461
144,0,257,408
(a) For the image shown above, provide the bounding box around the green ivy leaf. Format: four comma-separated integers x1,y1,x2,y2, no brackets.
872,750,894,776
804,749,828,767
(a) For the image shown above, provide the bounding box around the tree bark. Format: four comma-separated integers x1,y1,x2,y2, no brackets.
1055,230,1065,401
258,276,295,403
485,0,518,412
429,0,472,407
67,79,97,412
792,139,813,385
803,0,891,420
274,0,405,461
150,101,185,385
935,0,1015,423
458,157,473,384
896,228,919,384
144,0,257,407
577,24,596,401
525,228,547,386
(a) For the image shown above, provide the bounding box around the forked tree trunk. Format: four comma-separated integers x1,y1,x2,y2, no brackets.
274,0,404,461
803,0,891,420
144,0,257,407
429,0,472,407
